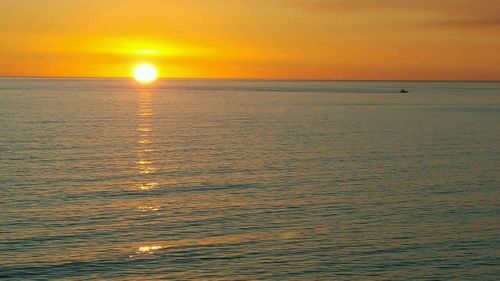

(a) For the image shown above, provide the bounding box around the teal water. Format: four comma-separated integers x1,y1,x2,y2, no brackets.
0,79,499,280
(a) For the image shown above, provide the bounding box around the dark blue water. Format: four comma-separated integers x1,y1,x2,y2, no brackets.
1,79,499,280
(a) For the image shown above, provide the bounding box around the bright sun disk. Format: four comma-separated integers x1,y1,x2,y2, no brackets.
133,64,158,84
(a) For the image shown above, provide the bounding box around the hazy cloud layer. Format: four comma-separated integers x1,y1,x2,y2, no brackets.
425,17,500,28
291,0,500,32
292,0,500,15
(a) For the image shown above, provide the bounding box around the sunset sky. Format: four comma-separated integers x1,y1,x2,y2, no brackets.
1,0,499,80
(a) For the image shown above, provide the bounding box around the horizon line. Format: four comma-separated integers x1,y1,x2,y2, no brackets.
0,75,499,83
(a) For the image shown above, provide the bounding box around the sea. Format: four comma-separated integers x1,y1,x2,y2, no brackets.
0,78,499,280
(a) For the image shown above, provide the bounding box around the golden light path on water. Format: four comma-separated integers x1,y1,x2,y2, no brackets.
136,91,158,186
133,90,163,257
134,91,161,217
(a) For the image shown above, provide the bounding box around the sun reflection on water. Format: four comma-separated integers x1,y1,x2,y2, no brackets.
128,230,302,259
135,92,159,188
137,205,161,212
134,182,159,190
129,245,163,258
138,245,163,253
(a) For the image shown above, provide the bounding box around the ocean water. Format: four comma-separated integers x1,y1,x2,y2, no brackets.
0,78,499,280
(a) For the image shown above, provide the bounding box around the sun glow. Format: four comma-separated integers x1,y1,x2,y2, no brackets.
133,64,158,84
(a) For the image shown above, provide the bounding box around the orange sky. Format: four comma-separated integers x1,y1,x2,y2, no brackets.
0,0,499,80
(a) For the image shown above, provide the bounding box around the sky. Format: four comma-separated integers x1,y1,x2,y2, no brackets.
0,0,499,80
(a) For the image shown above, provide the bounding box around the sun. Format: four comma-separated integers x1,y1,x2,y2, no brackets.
133,64,158,84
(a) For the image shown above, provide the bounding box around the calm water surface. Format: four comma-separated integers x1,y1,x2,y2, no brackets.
0,79,499,280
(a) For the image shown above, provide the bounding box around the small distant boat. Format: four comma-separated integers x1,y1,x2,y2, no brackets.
400,89,408,93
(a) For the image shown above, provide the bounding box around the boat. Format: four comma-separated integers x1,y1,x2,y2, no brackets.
400,89,408,93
